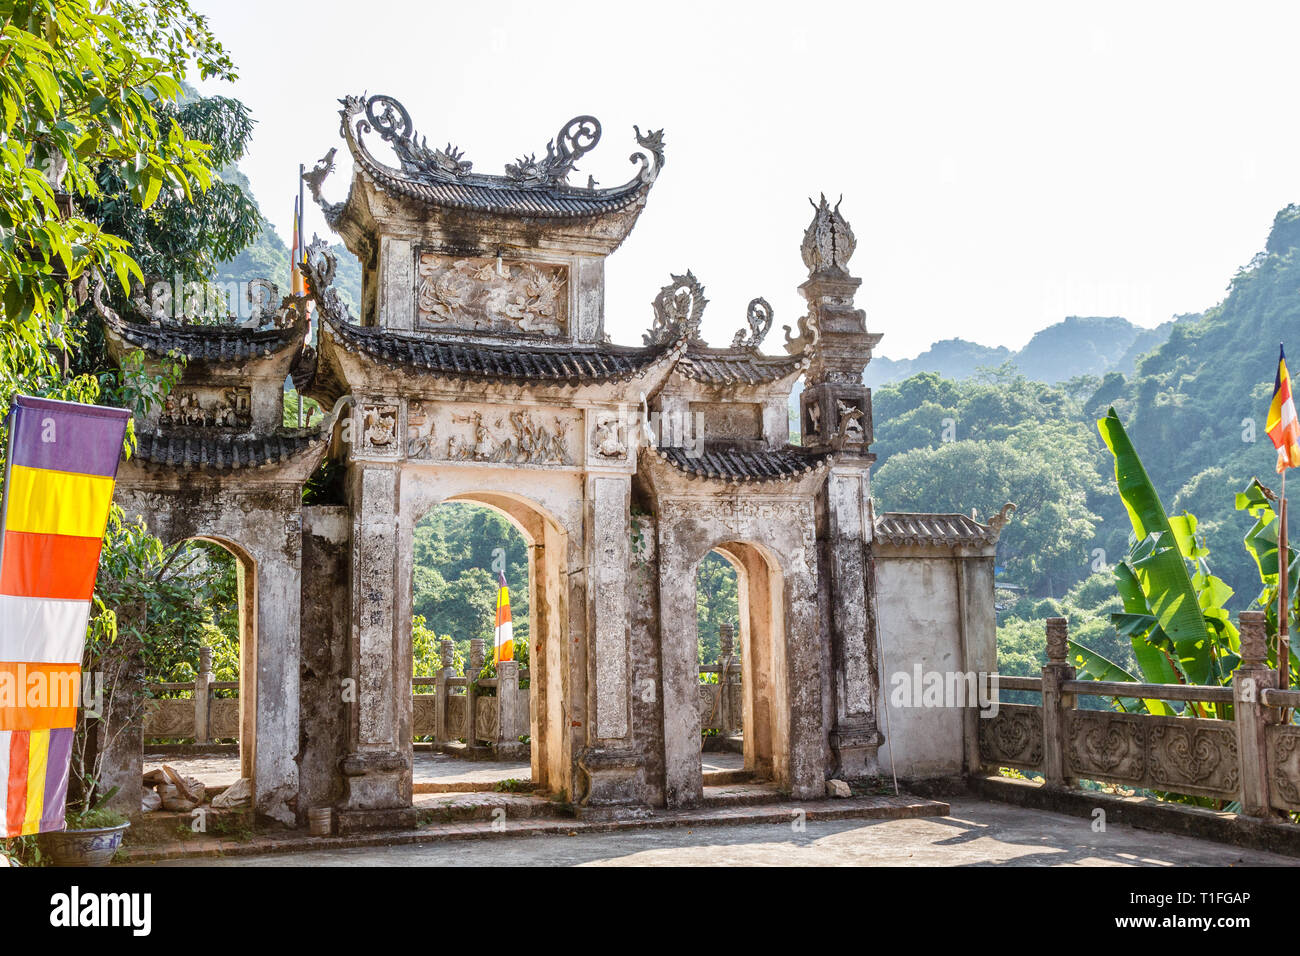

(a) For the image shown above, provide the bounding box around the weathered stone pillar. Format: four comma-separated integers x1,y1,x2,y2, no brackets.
464,639,486,753
576,473,643,817
1235,610,1279,818
434,638,454,745
717,623,736,739
823,464,881,780
194,645,212,745
340,462,412,822
495,659,528,759
1040,617,1076,788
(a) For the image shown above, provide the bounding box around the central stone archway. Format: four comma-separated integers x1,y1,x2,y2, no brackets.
402,481,574,797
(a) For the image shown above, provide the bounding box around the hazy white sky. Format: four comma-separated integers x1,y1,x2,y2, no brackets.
194,0,1300,359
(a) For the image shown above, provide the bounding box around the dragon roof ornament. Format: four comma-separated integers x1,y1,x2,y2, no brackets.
644,271,708,347
310,93,666,212
731,297,773,351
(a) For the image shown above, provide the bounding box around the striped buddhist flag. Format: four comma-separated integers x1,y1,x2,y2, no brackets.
0,395,130,836
494,571,513,664
1268,345,1300,474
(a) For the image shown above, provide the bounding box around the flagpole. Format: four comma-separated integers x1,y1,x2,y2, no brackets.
1281,466,1290,706
296,163,305,429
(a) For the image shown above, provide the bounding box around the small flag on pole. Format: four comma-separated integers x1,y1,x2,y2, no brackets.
1268,345,1300,473
290,197,305,297
494,571,513,664
0,395,130,836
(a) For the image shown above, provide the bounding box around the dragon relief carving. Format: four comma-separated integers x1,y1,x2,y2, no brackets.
416,255,566,336
643,271,708,347
506,115,601,187
352,93,474,180
730,297,773,350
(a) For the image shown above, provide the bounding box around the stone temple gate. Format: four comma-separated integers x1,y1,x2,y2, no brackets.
95,94,1012,828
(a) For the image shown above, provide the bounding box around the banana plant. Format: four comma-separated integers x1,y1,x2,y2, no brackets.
1068,410,1239,718
1234,478,1300,680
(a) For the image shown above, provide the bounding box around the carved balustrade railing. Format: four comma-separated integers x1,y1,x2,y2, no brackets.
412,638,530,758
143,641,532,759
979,612,1300,817
143,646,239,743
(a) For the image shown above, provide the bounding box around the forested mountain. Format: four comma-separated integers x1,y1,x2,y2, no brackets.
865,314,1187,388
871,202,1300,677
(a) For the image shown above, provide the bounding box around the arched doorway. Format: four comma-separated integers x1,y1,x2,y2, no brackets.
668,539,788,805
403,489,570,797
140,535,257,799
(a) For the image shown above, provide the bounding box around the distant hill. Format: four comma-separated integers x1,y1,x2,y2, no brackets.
866,315,1182,389
214,164,362,313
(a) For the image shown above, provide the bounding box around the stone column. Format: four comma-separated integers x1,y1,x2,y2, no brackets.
577,473,642,816
823,464,881,779
464,639,486,753
340,464,411,816
1235,610,1279,818
434,638,454,745
495,660,528,759
1040,617,1076,788
717,623,736,739
194,645,212,745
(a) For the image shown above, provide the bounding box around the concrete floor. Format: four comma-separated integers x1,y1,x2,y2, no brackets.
146,749,746,789
155,798,1297,867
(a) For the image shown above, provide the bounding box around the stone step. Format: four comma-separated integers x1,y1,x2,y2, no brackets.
125,807,258,847
701,769,755,786
413,779,538,795
701,783,784,807
413,791,569,823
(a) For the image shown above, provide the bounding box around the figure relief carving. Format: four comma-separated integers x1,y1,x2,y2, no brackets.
416,254,567,336
593,411,627,459
407,402,435,459
160,386,251,428
445,409,573,466
360,403,399,454
835,399,865,444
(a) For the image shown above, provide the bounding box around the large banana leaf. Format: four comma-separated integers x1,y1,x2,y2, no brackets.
1066,640,1145,714
1098,409,1213,684
1110,562,1181,715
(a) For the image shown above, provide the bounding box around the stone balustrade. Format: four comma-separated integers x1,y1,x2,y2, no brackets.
980,612,1300,817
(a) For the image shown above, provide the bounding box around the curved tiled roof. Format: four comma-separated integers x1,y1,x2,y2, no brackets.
323,314,682,385
675,348,808,386
356,159,653,220
873,512,1000,547
653,444,831,483
131,429,326,471
103,312,308,364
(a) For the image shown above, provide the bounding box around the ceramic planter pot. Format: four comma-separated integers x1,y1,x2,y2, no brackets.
40,822,130,867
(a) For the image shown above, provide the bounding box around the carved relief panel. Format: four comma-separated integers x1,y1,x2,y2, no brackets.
415,252,568,337
159,385,251,429
690,402,762,442
358,402,400,458
406,400,579,467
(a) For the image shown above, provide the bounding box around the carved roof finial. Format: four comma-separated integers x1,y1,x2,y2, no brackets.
644,271,708,347
801,193,856,278
731,297,773,351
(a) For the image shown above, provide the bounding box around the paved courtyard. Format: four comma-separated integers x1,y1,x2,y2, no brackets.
152,798,1295,867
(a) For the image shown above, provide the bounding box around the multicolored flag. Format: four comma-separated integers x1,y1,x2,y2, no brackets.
0,395,130,836
1268,345,1300,473
494,571,513,664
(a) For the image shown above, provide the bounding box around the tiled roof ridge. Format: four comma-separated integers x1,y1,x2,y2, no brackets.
130,427,327,472
650,442,832,484
873,506,1015,547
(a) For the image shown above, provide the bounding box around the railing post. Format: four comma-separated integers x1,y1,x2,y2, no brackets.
495,659,527,759
1041,617,1075,788
464,638,485,749
717,623,735,738
194,645,212,744
435,638,454,745
1235,610,1279,818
